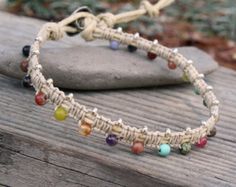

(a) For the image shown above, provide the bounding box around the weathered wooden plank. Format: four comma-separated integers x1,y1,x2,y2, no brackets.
0,67,236,186
0,132,176,187
0,147,121,187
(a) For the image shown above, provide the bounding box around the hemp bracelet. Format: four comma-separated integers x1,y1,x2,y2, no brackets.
20,0,219,157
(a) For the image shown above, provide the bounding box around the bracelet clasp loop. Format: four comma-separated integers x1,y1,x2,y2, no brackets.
66,6,93,37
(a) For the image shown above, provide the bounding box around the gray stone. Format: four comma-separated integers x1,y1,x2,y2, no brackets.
0,0,6,10
0,11,218,90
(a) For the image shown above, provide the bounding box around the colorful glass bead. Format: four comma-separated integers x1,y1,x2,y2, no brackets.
167,60,177,70
131,141,144,154
80,121,92,136
22,45,31,57
35,92,47,106
203,100,207,107
54,106,68,121
158,144,171,157
106,134,118,146
194,87,200,95
20,59,29,73
109,40,119,50
180,143,191,155
147,52,157,60
207,127,217,137
127,45,137,52
22,75,32,88
182,73,189,82
196,137,207,148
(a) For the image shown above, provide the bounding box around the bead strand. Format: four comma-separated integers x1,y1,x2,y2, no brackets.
24,9,219,157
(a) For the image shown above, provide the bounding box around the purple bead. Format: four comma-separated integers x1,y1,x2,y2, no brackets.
106,134,118,146
109,40,119,50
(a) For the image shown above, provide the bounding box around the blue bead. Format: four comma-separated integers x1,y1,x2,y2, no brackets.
109,40,119,50
158,144,171,157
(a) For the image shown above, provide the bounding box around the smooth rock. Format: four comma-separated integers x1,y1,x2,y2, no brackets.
0,0,6,10
0,11,218,90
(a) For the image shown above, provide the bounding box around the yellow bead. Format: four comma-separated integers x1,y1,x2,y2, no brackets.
54,106,68,121
79,121,92,136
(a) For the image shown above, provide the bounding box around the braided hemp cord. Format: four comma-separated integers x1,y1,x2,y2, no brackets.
27,0,219,149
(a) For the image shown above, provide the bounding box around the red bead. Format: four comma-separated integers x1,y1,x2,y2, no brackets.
147,52,157,60
35,92,47,106
168,60,177,70
131,141,144,154
20,60,29,72
196,137,207,148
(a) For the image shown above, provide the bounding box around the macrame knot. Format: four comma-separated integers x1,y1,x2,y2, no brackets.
141,0,160,17
80,16,98,41
61,0,174,41
43,22,64,41
80,13,115,41
141,0,174,18
97,13,116,28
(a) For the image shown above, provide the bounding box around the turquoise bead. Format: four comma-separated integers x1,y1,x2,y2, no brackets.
158,144,171,157
109,40,119,50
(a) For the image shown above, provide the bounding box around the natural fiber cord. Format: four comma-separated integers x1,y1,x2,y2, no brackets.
24,0,219,155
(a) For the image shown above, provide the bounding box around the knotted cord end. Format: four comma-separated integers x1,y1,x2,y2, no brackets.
141,0,175,18
55,0,175,41
41,22,65,41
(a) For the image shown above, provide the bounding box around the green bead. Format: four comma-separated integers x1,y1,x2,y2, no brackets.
194,87,200,95
182,73,189,82
158,144,171,157
54,106,68,121
180,143,191,155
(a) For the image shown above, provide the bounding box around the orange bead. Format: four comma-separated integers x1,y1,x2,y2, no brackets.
131,141,144,154
80,121,92,136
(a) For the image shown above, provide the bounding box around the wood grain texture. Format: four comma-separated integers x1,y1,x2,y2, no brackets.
0,67,236,187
